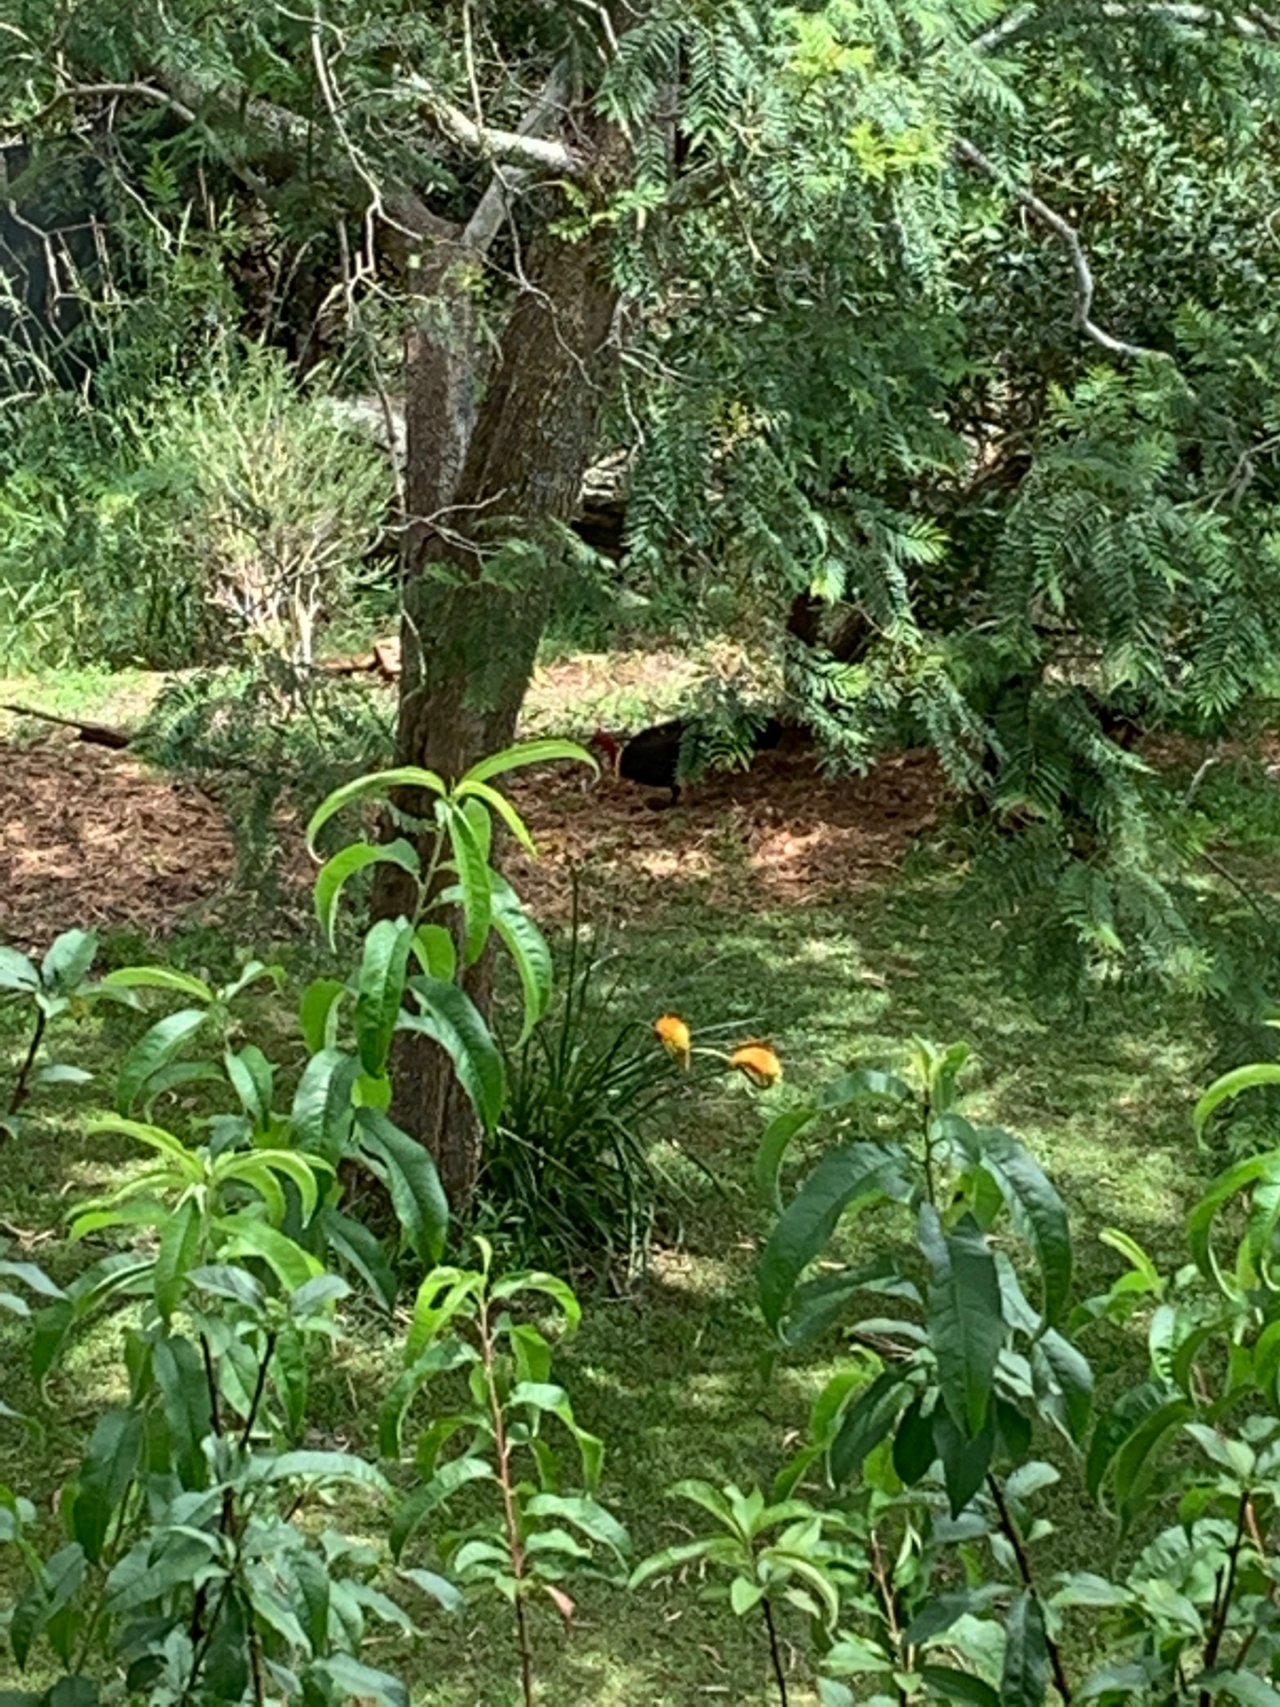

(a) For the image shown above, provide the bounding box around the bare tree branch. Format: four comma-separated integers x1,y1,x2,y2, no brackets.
461,67,573,252
953,135,1162,359
409,80,584,175
968,0,1280,52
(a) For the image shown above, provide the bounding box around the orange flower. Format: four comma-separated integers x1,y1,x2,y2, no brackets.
654,1013,692,1069
730,1041,783,1088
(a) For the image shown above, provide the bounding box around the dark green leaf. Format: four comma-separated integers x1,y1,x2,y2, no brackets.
920,1666,1000,1707
829,1370,911,1485
933,1407,995,1518
973,1126,1072,1325
355,920,414,1078
291,1048,359,1162
355,1109,449,1265
152,1334,212,1490
40,931,98,995
400,975,504,1133
920,1207,1003,1436
72,1410,143,1563
893,1394,937,1486
315,839,419,947
759,1143,906,1329
116,1009,207,1114
153,1199,200,1322
1000,1591,1048,1707
319,1206,397,1310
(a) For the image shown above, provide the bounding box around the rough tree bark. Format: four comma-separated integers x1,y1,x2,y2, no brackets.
374,131,628,1206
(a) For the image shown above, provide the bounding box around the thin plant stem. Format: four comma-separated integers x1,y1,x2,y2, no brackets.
478,1294,536,1707
8,1006,47,1116
1201,1488,1251,1705
986,1475,1073,1703
761,1598,789,1706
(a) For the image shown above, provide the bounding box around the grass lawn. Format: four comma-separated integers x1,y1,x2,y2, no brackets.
0,864,1218,1703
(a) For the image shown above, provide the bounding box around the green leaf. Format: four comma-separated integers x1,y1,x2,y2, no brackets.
1194,1063,1280,1137
1199,1673,1280,1707
152,1334,213,1489
893,1394,937,1486
759,1143,906,1329
260,1450,391,1497
34,1063,92,1087
390,1457,494,1559
355,920,414,1078
315,839,420,948
305,766,446,854
72,1409,143,1563
459,738,596,787
217,1216,321,1292
299,977,348,1053
1000,1591,1049,1707
100,965,214,1002
455,778,538,854
444,804,493,967
400,975,505,1132
411,924,456,982
829,1370,911,1485
0,946,39,992
491,881,552,1044
115,1009,208,1113
355,1109,449,1264
973,1126,1072,1325
291,1048,359,1161
1032,1328,1094,1441
40,930,98,994
319,1206,397,1310
933,1407,995,1518
307,1654,409,1707
525,1493,630,1560
0,1261,64,1300
903,1585,1004,1646
86,1116,202,1181
754,1108,817,1211
1188,1154,1275,1287
920,1207,1004,1435
920,1666,1000,1707
1085,1382,1186,1511
490,1270,583,1332
153,1199,200,1321
225,1044,273,1129
730,1575,764,1615
399,1567,464,1615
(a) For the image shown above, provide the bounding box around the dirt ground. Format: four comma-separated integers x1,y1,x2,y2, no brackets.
0,729,945,948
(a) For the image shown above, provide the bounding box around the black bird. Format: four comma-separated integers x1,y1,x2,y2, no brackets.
590,717,785,807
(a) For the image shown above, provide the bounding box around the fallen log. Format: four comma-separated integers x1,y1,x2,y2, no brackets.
0,703,133,749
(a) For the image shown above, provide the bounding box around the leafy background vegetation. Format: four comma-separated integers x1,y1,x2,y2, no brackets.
7,0,1280,1702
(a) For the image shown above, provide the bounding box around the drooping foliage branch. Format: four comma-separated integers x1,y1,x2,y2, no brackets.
4,0,1280,989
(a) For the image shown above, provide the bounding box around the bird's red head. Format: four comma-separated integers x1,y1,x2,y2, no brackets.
589,730,621,775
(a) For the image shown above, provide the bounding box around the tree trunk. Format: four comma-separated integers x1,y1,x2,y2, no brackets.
375,142,626,1206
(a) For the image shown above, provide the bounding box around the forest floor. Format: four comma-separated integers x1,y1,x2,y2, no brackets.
0,652,1274,1702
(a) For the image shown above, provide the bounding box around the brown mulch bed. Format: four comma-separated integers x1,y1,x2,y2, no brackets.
506,742,944,920
0,740,236,950
0,730,945,948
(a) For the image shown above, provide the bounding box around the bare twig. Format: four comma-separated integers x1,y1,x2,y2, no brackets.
954,136,1160,360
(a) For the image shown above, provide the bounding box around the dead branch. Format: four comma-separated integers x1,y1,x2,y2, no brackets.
1,704,133,749
953,135,1162,360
